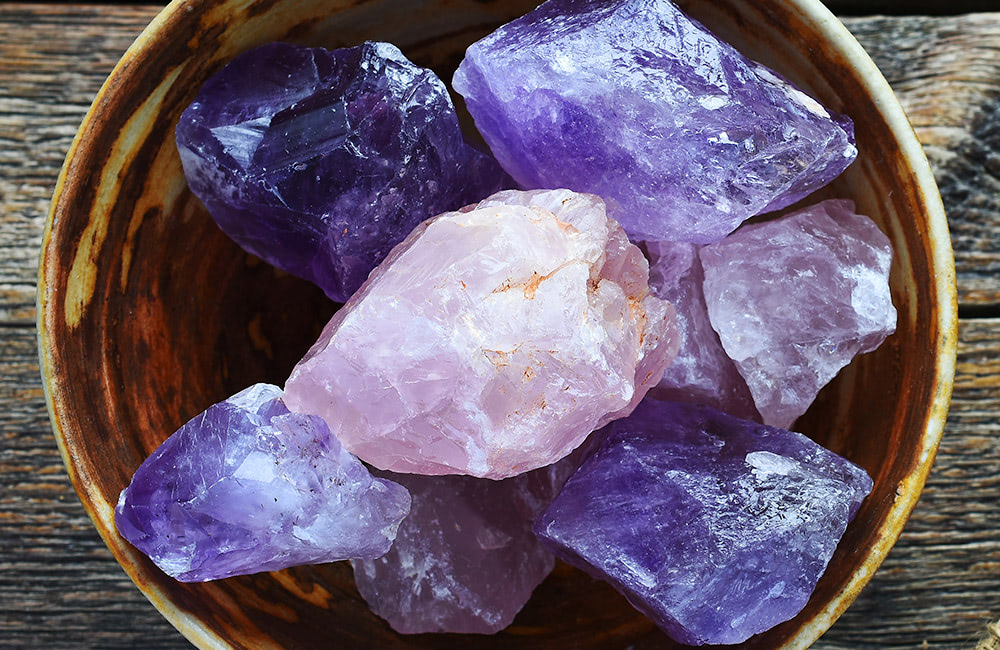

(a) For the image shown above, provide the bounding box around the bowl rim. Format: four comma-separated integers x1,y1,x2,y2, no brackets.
37,1,235,646
37,0,958,647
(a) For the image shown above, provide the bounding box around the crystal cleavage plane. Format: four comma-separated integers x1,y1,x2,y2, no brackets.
453,0,857,243
177,41,508,302
534,399,873,645
115,384,411,582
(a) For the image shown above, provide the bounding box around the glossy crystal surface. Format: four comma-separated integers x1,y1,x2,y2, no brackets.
453,0,856,243
352,457,577,634
534,399,873,645
115,384,411,582
177,41,507,301
700,199,896,428
643,240,758,420
284,189,678,479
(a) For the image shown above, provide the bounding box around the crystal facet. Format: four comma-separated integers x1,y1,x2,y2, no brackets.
453,0,856,243
700,199,897,428
283,189,678,479
534,399,873,645
177,41,508,302
642,240,758,420
115,384,411,582
351,457,577,634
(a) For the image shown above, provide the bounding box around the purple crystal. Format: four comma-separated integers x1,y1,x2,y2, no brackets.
115,384,411,582
351,456,577,634
700,199,897,428
534,399,873,645
453,0,856,243
177,41,508,302
642,240,759,420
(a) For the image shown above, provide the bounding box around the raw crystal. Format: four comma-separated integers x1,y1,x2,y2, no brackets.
700,199,896,428
642,240,758,420
351,456,577,634
453,0,856,243
177,41,508,302
534,399,873,646
283,189,678,479
114,383,411,582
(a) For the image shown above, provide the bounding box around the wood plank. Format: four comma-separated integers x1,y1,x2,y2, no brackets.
0,4,162,326
0,5,181,647
845,14,1000,310
819,319,1000,648
0,326,186,648
828,1,1000,15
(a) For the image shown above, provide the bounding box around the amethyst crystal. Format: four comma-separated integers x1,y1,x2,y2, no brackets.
700,199,897,428
453,0,856,243
643,240,758,420
177,41,508,302
534,399,873,645
115,384,411,582
351,456,578,634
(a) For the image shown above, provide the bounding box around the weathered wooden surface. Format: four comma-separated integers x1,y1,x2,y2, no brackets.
0,4,998,648
845,13,1000,311
829,1,1000,15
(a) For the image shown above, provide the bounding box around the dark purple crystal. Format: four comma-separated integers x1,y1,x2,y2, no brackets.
177,41,508,301
534,399,872,645
115,384,411,582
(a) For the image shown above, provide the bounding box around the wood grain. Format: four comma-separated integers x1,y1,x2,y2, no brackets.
1,4,997,649
829,1,1000,15
0,4,165,327
845,14,1000,311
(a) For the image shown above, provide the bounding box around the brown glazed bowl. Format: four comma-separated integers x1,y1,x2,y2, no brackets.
39,0,956,647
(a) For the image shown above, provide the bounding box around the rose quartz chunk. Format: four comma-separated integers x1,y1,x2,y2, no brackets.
643,240,759,420
284,189,678,479
700,200,896,428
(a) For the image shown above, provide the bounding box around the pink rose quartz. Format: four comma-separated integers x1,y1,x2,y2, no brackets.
284,189,678,479
700,199,896,428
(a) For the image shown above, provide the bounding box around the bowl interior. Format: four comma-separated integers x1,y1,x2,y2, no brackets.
39,0,954,647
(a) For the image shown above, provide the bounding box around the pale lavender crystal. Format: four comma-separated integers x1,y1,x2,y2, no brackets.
643,240,758,420
700,199,897,429
114,384,410,582
284,189,678,479
351,457,577,634
453,0,856,243
177,41,507,302
534,399,873,646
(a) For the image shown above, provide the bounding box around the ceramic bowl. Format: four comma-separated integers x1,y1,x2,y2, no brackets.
38,0,957,647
